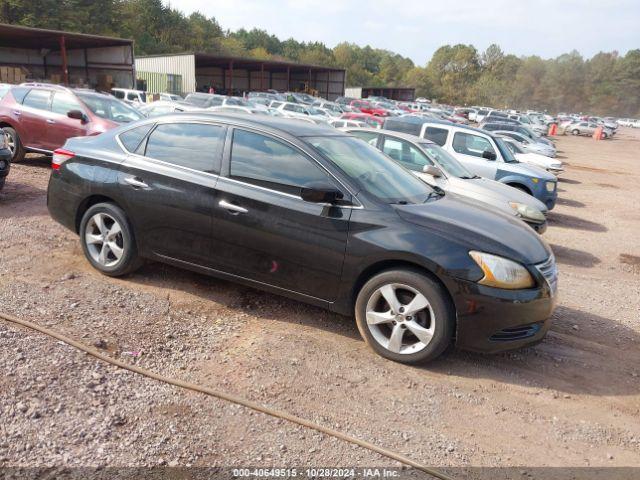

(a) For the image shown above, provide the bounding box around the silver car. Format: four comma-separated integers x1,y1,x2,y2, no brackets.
493,130,557,158
343,128,549,233
567,121,614,138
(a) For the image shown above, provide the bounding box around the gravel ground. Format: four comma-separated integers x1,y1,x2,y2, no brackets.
0,130,639,475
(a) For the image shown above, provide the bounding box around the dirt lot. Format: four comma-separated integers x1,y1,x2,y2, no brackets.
1,129,639,474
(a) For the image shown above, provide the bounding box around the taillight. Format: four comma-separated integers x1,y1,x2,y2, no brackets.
52,149,75,170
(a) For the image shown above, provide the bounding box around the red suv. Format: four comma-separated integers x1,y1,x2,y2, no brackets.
349,100,390,117
0,83,143,162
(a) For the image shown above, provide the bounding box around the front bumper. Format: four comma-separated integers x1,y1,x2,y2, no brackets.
446,275,557,353
0,148,11,181
526,220,547,234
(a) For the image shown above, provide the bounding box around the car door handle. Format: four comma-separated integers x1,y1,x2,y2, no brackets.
46,119,55,124
12,111,21,116
219,200,248,214
124,177,149,189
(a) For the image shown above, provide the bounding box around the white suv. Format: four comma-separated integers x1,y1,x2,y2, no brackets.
111,88,147,104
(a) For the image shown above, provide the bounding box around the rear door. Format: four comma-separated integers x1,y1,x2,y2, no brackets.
45,92,87,151
18,88,52,149
210,128,352,301
117,121,226,267
449,130,498,179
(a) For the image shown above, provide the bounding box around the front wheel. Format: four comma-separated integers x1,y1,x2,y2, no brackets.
571,129,580,136
79,203,142,277
4,127,25,162
355,269,455,364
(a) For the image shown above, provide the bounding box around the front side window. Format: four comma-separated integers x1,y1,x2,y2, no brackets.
452,132,496,159
382,137,433,171
51,93,83,115
144,123,225,173
22,89,51,110
420,143,473,178
424,126,448,146
307,135,434,204
112,90,125,99
127,92,138,101
230,129,330,195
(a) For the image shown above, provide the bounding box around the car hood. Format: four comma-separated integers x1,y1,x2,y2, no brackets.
453,177,548,213
394,193,551,265
498,160,556,180
515,152,554,168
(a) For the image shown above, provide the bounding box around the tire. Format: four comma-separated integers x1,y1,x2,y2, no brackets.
354,268,455,364
3,127,25,163
79,202,142,277
571,129,580,136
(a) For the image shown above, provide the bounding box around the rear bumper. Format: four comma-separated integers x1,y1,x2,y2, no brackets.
446,277,557,353
47,170,83,232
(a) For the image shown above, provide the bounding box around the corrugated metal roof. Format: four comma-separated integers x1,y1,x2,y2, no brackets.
0,23,133,49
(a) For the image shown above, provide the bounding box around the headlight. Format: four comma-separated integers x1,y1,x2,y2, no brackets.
469,251,535,289
509,202,546,222
545,181,556,192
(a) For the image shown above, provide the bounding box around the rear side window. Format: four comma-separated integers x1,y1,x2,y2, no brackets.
119,124,154,152
144,123,226,173
424,127,448,146
452,132,496,159
126,92,138,101
22,89,51,110
112,90,125,99
230,129,329,195
0,84,10,99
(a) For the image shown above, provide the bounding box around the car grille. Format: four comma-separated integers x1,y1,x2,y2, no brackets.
536,255,558,294
490,322,543,341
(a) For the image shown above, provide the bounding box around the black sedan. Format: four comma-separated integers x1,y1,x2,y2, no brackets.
47,113,558,364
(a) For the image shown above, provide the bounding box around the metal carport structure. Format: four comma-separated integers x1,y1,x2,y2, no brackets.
0,23,135,89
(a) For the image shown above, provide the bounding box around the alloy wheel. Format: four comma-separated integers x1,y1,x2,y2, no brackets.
5,131,15,155
365,283,436,355
84,212,125,267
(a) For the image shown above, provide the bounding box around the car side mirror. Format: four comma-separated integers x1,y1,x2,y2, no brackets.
68,110,87,123
422,165,442,177
301,183,344,204
482,150,497,161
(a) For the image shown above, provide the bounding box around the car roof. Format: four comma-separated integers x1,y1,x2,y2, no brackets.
147,112,342,138
345,127,436,145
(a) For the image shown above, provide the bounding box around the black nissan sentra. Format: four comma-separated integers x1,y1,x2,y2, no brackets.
47,114,558,364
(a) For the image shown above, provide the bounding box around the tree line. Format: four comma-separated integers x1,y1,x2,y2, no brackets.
2,0,639,116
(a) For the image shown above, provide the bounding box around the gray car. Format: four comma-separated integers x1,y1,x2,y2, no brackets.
567,121,614,139
343,128,548,233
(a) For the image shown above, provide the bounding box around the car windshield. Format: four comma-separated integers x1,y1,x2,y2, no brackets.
226,97,249,106
307,136,435,204
504,140,524,154
419,143,474,178
76,93,143,123
494,137,518,163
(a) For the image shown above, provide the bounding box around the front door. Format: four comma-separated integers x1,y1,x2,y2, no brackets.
211,128,351,301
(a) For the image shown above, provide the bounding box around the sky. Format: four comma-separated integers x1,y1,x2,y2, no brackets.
168,0,640,64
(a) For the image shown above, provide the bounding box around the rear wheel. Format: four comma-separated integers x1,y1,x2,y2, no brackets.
355,269,455,364
79,203,142,277
3,127,25,163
